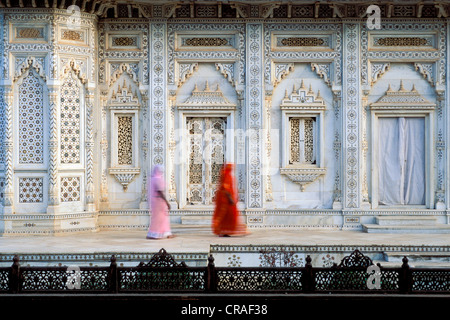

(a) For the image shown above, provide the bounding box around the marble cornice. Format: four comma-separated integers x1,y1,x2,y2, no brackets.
0,1,447,20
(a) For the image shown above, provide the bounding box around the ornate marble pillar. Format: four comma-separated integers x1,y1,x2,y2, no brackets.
149,22,167,169
342,23,362,209
332,89,343,210
447,18,450,220
47,86,60,212
2,87,14,213
99,89,109,208
246,23,264,209
85,88,95,211
140,90,150,209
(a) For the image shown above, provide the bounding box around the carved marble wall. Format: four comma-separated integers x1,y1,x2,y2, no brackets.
0,1,449,235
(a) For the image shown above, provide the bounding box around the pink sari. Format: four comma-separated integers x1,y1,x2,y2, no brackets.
146,165,172,239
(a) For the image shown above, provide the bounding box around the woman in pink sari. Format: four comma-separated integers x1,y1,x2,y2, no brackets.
146,165,174,239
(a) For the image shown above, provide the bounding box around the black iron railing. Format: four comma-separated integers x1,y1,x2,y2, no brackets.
1,249,449,294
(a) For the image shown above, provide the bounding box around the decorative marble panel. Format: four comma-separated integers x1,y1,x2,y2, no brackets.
12,24,47,43
176,34,237,51
168,23,245,86
150,23,166,166
58,27,89,46
60,177,81,202
60,71,81,164
264,23,342,86
276,36,330,48
99,22,149,84
247,23,264,208
117,116,133,165
18,71,44,164
18,177,43,203
109,35,140,50
343,23,360,208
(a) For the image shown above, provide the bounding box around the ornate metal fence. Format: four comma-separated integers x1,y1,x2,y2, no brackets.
1,248,449,294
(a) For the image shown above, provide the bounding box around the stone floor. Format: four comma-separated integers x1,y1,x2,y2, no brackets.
1,227,449,267
0,227,448,253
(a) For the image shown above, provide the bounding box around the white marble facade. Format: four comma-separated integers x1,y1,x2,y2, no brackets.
0,0,450,235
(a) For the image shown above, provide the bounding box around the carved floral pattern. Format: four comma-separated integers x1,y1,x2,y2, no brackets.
19,177,43,203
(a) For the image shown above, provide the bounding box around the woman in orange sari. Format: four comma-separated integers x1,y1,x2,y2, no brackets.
212,163,249,237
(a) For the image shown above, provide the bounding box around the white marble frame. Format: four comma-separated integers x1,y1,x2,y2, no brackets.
280,109,325,170
176,109,235,209
370,110,435,209
110,109,140,169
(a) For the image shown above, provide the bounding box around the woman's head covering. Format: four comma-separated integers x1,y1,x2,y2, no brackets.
152,165,163,177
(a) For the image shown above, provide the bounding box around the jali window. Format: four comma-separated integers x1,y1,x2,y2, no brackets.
60,71,81,164
117,116,133,165
289,117,317,165
19,72,44,164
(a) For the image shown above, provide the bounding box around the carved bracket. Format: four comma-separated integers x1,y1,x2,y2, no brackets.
311,63,331,87
61,59,87,84
280,167,326,192
273,63,294,88
215,63,235,87
109,168,140,191
178,63,199,87
14,56,47,82
110,63,139,87
414,62,435,87
370,62,390,86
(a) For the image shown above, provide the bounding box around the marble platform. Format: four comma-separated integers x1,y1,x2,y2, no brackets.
0,226,449,268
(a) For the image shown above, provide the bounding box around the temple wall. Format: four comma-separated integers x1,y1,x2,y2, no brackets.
0,1,448,235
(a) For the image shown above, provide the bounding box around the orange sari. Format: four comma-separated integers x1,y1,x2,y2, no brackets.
212,163,248,236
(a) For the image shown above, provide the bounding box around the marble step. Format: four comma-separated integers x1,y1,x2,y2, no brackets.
375,216,437,226
171,223,212,235
362,223,450,234
181,216,212,225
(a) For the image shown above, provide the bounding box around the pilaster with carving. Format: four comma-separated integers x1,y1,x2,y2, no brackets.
447,18,450,216
47,87,59,208
342,23,361,209
435,89,446,210
168,89,177,207
150,22,167,168
361,88,370,209
99,89,109,207
2,88,14,212
332,89,342,209
85,88,95,211
140,91,150,209
264,90,273,202
246,23,264,208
